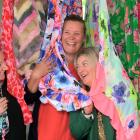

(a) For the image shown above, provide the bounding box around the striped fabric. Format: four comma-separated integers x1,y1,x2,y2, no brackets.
13,0,47,76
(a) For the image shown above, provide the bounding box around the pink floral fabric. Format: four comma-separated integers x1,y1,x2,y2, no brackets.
84,0,140,139
37,0,92,112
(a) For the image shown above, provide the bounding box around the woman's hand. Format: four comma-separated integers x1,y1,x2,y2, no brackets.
0,97,8,115
28,52,56,93
83,103,94,115
30,50,56,80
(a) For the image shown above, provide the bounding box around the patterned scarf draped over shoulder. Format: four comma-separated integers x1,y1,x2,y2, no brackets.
84,0,140,140
38,0,92,111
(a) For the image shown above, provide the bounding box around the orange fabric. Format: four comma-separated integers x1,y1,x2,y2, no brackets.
38,104,75,140
38,64,77,140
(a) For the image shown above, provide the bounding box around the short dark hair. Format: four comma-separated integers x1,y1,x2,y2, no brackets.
62,14,86,34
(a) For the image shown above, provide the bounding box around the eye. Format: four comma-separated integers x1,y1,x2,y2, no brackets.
74,32,80,36
64,31,69,34
83,62,88,66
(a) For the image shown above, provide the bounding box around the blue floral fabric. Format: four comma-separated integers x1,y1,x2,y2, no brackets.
38,0,92,111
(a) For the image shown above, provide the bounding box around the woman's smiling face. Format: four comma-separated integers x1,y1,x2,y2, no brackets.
61,20,84,57
0,51,8,82
76,55,97,87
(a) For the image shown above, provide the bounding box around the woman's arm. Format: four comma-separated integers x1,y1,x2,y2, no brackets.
27,55,55,93
24,54,55,104
24,84,41,105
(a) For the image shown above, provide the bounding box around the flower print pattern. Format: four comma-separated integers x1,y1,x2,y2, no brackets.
38,0,92,112
108,0,140,94
112,81,127,103
54,73,70,89
85,0,140,139
128,120,135,129
122,68,129,80
124,113,137,139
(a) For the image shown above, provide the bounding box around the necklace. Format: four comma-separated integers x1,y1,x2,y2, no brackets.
97,112,106,140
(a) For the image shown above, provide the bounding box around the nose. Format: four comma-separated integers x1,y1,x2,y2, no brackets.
69,33,75,40
77,66,84,75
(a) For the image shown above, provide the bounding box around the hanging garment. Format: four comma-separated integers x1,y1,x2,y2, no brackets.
107,0,140,94
37,0,92,112
13,0,48,76
83,0,140,139
137,2,140,30
0,0,32,125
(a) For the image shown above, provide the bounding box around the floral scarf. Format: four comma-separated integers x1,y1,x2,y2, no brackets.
38,0,92,111
83,0,140,139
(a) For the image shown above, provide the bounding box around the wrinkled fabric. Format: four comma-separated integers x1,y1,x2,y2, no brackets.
84,0,140,139
84,0,140,93
38,0,92,111
138,2,140,29
13,0,48,76
0,0,32,125
107,0,140,78
107,0,140,94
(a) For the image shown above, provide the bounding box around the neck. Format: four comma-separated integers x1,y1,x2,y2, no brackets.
65,54,75,64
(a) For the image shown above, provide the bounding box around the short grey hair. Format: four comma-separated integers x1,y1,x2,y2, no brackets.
74,47,99,67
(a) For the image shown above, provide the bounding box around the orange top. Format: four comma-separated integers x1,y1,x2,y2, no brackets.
38,103,75,140
38,64,79,140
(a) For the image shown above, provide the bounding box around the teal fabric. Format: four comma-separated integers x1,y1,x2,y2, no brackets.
70,109,116,140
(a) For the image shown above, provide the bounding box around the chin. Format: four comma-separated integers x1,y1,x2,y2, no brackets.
84,82,91,88
83,82,89,87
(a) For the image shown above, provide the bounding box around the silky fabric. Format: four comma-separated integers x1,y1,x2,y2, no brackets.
38,64,79,140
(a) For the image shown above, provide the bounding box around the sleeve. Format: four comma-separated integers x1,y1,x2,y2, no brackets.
24,84,41,105
69,110,93,140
